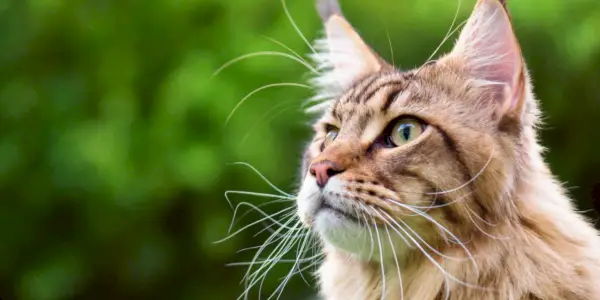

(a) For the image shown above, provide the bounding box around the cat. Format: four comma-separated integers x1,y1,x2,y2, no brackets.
289,0,600,299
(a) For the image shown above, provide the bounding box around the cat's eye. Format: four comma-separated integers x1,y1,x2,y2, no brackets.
386,118,424,147
322,127,339,150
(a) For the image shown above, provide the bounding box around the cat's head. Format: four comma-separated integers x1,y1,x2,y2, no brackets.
297,0,538,260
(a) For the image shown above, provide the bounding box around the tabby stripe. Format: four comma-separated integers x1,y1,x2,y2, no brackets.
350,74,385,103
435,126,491,221
332,101,342,120
381,89,402,112
388,169,463,223
438,129,472,188
361,80,405,104
439,128,492,220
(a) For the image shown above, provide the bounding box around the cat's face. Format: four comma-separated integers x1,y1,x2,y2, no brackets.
297,0,531,260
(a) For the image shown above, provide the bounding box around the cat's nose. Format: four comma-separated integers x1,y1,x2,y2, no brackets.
309,160,345,188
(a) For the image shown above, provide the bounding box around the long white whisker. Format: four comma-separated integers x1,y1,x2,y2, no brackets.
367,210,387,300
254,222,304,299
253,210,307,238
212,51,318,80
269,228,313,300
234,201,298,230
242,219,302,299
377,209,487,290
280,0,317,55
236,231,306,254
358,209,376,259
228,162,296,197
240,103,298,146
385,199,479,274
288,252,325,278
384,225,404,300
375,207,466,262
228,253,323,266
422,0,464,67
426,143,495,196
385,27,396,67
465,206,510,240
464,203,498,226
239,217,295,299
405,192,472,210
216,206,298,244
262,36,311,65
225,82,312,125
228,198,294,233
225,190,292,211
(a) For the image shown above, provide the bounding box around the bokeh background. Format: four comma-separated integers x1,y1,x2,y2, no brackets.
1,0,599,299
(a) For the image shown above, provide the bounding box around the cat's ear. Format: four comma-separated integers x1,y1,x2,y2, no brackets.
312,0,386,94
445,0,526,118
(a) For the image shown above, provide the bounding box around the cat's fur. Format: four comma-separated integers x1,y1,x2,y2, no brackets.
295,0,600,299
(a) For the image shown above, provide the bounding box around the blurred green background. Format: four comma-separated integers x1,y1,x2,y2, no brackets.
1,0,599,299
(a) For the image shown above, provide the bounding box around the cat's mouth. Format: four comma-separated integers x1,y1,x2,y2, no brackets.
316,197,360,223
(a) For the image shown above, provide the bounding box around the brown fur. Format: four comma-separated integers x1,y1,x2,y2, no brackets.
297,0,600,299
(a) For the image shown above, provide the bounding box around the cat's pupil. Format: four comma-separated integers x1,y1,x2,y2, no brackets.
401,124,412,140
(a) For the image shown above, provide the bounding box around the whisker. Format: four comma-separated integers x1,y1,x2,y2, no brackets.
367,210,387,300
280,0,317,55
373,207,468,262
211,51,318,80
426,143,495,196
464,203,498,226
385,199,479,274
293,236,317,288
228,162,296,197
358,208,376,259
287,253,325,278
255,223,304,299
384,224,404,300
239,218,294,299
225,82,312,125
377,208,488,290
420,0,464,69
233,201,298,230
216,206,298,244
401,191,473,212
229,198,294,234
240,101,299,146
465,206,510,240
253,210,307,238
241,219,302,299
262,36,311,65
228,253,323,266
225,190,291,212
385,27,396,67
269,228,313,300
236,232,305,254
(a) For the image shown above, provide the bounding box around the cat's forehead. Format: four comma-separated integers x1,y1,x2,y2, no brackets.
326,65,472,123
326,69,451,123
330,71,413,119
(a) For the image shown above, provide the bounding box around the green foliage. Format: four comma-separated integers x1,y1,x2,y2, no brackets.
0,0,599,299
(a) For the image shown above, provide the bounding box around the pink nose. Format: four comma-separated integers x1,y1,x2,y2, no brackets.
309,161,345,188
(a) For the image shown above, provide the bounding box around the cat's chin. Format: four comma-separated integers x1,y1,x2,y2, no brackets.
314,209,409,262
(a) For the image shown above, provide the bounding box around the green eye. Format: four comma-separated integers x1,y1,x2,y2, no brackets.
388,118,424,147
322,128,339,149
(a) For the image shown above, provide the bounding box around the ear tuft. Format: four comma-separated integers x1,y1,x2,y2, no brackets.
310,0,386,105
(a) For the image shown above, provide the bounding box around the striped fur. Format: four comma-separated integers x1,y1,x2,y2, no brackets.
295,0,600,299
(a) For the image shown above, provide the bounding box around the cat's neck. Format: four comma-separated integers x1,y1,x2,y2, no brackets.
317,145,600,300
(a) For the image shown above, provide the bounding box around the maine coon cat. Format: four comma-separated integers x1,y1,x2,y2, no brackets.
229,0,600,299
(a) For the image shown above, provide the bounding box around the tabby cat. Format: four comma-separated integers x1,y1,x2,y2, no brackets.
289,0,600,299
